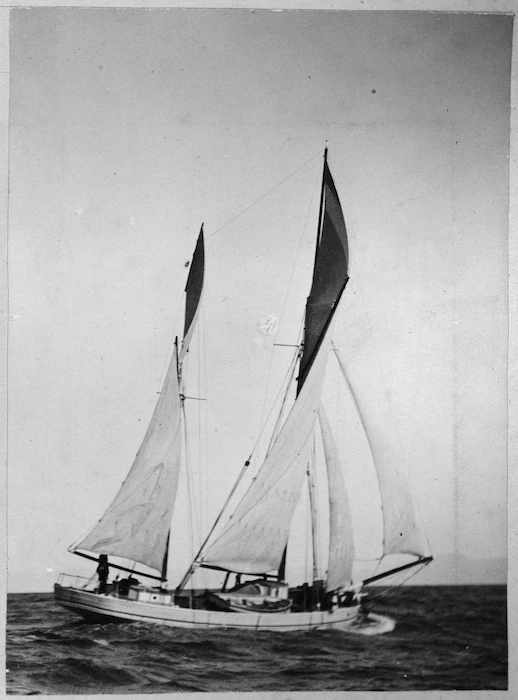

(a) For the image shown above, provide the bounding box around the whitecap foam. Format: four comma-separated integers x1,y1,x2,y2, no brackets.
347,612,396,636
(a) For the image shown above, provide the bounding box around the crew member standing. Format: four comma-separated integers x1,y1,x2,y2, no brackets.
97,554,109,594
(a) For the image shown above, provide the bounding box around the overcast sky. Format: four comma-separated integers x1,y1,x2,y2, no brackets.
7,9,511,591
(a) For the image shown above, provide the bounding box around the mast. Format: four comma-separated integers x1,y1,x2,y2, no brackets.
69,227,205,578
184,153,348,587
307,455,320,582
161,531,171,586
312,145,328,272
279,146,349,582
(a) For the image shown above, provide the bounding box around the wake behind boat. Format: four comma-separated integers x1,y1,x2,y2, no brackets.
55,148,432,632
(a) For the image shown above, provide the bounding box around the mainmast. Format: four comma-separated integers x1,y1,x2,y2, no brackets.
180,152,349,590
278,146,350,582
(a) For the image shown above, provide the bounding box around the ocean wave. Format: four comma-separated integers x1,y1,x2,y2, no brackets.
6,586,507,694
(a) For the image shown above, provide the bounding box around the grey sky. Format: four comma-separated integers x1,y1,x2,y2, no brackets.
8,9,511,590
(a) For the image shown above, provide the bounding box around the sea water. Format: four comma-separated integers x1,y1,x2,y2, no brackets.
6,585,507,694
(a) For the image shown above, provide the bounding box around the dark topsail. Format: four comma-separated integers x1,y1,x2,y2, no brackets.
183,226,205,339
180,225,205,363
297,152,349,394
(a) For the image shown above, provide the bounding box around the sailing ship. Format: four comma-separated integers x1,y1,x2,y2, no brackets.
54,148,432,632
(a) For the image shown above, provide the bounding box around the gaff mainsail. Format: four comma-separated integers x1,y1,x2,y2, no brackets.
70,226,205,575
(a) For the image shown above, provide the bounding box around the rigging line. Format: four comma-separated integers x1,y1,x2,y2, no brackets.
200,302,209,559
339,253,433,556
155,271,187,392
305,484,311,583
206,151,322,241
308,436,319,582
331,342,432,558
157,220,202,392
195,302,209,591
265,336,302,456
364,563,429,609
196,303,203,531
249,339,300,461
329,341,388,552
178,348,300,573
208,424,318,543
182,402,200,566
256,159,323,433
354,556,384,562
187,335,301,567
188,342,301,564
177,453,256,591
368,557,383,581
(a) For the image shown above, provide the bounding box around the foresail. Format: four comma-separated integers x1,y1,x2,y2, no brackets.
72,345,183,572
298,158,349,392
318,405,355,592
333,348,430,558
180,226,205,363
201,338,331,574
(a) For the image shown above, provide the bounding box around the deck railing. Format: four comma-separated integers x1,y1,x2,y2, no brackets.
57,573,97,590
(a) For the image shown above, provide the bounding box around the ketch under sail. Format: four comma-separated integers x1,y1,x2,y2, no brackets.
56,150,432,632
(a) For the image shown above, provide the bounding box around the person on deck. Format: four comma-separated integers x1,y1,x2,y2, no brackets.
118,575,140,597
96,554,109,594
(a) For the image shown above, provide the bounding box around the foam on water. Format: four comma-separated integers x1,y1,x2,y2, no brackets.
350,612,396,635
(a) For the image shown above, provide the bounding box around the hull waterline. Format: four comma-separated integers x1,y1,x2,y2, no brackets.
54,584,361,632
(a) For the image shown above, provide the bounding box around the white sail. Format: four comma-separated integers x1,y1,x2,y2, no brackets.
333,347,430,558
73,345,183,572
201,338,331,574
318,405,355,592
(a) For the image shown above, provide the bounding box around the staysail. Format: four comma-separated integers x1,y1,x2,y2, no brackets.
332,347,430,558
318,405,355,592
200,337,331,574
71,229,205,573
